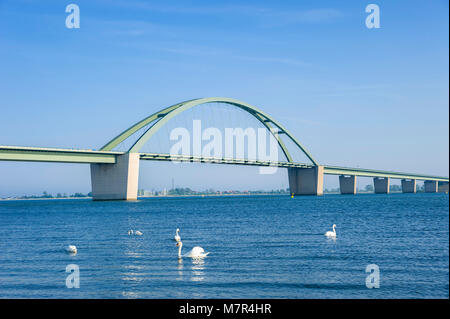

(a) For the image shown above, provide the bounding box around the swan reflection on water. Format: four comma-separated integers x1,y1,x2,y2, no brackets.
122,248,145,287
177,258,184,280
122,291,141,299
176,257,207,282
125,251,143,259
191,258,206,282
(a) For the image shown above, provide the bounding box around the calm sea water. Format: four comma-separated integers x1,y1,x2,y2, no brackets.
0,193,448,299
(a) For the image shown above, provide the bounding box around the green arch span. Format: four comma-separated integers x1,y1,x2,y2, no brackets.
100,97,319,166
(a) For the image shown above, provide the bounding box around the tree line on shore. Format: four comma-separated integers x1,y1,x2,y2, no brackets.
16,191,92,199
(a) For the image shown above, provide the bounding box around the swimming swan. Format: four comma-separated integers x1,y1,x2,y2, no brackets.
174,228,181,242
176,241,209,259
325,224,337,238
128,230,134,235
134,230,143,236
66,245,77,254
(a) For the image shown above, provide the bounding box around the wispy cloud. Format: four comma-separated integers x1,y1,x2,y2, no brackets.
82,2,324,68
99,0,342,25
233,55,311,67
148,45,311,67
262,8,342,26
277,115,323,127
113,40,311,68
278,8,342,23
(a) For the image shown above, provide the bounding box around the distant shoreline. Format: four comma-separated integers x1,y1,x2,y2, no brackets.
0,193,288,201
0,191,400,201
0,196,93,201
140,193,291,198
3,193,290,201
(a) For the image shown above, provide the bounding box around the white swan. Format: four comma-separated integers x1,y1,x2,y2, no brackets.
128,230,134,235
174,228,181,242
325,224,337,238
176,241,209,259
66,245,77,254
134,230,143,236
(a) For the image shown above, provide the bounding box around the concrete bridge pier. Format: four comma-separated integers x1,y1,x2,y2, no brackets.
438,181,449,193
374,177,390,194
339,175,357,194
401,179,416,193
288,166,324,196
90,153,140,200
424,180,438,193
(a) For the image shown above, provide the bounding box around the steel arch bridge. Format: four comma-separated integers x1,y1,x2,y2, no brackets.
0,97,448,200
100,97,318,165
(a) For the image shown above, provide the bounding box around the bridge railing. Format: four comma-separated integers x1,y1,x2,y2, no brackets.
139,153,313,168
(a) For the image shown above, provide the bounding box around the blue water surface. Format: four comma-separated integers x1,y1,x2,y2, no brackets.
0,193,448,298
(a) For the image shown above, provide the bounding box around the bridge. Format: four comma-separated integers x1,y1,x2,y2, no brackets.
0,97,448,200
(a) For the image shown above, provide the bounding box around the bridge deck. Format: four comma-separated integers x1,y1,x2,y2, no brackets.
0,145,120,164
0,146,448,182
322,166,448,182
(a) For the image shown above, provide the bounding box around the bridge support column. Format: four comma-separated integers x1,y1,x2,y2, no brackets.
288,166,323,196
339,175,357,194
424,180,438,193
374,177,389,194
438,181,449,193
401,179,416,193
90,153,140,200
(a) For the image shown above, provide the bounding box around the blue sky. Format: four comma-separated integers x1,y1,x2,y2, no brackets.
0,0,448,196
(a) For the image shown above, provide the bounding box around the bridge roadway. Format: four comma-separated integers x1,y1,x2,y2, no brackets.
0,145,448,182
